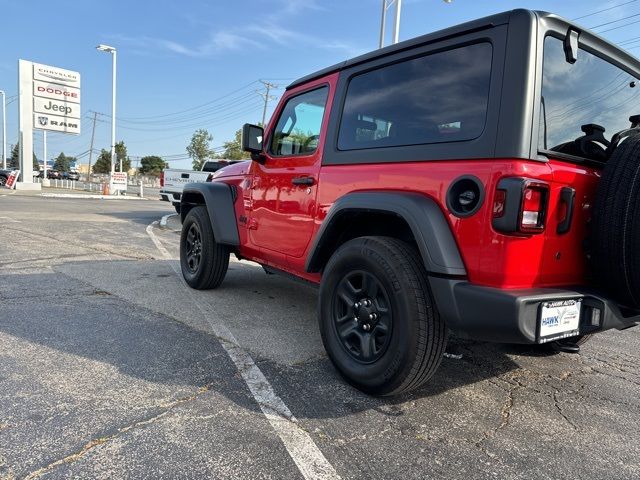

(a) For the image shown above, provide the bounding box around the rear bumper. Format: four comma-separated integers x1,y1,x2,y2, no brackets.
429,277,640,344
159,190,181,204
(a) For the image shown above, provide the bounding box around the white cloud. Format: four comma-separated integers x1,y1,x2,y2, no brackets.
107,0,361,58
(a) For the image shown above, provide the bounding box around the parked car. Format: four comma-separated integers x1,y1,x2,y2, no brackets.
1,169,39,186
62,171,80,181
160,160,241,213
37,170,61,179
178,9,640,396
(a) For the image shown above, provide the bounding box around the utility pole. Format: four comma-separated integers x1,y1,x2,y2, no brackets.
87,111,98,181
0,90,5,169
257,80,278,127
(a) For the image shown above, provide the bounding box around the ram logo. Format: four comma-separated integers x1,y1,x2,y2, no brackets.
38,116,48,126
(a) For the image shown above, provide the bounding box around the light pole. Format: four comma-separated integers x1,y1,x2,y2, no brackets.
96,44,117,174
379,0,452,48
0,90,6,169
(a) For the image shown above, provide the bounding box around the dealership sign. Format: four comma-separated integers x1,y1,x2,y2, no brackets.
33,97,80,118
17,59,81,189
31,62,81,135
33,80,81,104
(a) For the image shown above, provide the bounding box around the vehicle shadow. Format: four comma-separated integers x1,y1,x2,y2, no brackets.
95,207,174,226
0,266,521,421
255,337,521,418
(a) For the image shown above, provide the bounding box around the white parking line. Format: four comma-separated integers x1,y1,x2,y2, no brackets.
145,221,174,260
0,216,21,223
146,220,339,480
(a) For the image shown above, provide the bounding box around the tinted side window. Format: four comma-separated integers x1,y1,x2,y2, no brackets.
539,36,639,158
338,42,492,150
270,87,329,156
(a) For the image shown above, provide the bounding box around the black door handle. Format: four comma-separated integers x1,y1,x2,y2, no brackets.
557,187,575,235
292,176,315,186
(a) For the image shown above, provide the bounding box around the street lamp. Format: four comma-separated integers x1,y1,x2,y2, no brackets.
379,0,453,48
0,90,6,170
96,44,117,174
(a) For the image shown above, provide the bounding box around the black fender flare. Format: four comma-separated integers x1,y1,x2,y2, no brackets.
181,182,240,246
305,191,466,276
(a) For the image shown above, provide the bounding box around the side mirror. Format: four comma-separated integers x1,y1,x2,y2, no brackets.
242,123,264,156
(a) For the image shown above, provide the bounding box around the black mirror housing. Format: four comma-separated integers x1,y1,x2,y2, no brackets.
242,123,264,154
564,28,579,64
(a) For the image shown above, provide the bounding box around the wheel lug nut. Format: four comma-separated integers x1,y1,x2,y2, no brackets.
354,302,361,309
353,317,359,323
369,313,377,320
362,324,371,331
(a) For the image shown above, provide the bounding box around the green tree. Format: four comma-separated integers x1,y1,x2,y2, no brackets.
186,129,214,170
53,152,72,172
8,143,37,170
221,128,251,160
92,142,131,174
139,155,167,176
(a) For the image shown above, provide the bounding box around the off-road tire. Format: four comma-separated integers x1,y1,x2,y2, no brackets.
174,204,181,214
591,132,640,308
319,236,446,396
0,176,6,187
180,205,229,289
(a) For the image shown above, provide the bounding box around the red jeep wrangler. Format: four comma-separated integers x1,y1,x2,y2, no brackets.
180,9,640,396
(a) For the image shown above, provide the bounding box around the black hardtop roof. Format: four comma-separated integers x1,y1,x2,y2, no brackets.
286,8,639,90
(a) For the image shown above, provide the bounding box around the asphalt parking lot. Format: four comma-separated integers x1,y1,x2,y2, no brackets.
1,194,639,480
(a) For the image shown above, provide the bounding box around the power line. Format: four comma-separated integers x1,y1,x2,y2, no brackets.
574,0,637,20
93,100,264,133
598,18,640,33
109,93,262,127
112,91,258,125
618,35,640,45
115,80,260,121
590,12,640,29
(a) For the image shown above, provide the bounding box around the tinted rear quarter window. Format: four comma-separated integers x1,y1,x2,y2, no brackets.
338,42,493,151
539,36,640,158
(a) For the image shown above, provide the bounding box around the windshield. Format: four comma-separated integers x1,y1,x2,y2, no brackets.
539,36,640,160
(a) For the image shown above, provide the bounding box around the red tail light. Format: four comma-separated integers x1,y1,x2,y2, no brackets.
493,178,549,235
519,182,549,233
160,171,164,187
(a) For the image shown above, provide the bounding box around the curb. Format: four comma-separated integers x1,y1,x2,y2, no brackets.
40,193,148,200
159,213,178,227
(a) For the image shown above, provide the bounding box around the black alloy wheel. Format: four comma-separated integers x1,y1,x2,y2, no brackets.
180,205,229,290
333,270,393,364
184,222,203,274
319,236,447,396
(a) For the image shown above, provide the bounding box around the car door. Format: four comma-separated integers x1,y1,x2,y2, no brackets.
249,82,331,260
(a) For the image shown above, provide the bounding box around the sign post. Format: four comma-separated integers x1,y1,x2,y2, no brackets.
16,60,38,191
109,171,127,194
16,60,80,190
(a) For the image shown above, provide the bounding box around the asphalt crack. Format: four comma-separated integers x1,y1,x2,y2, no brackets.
22,383,215,480
474,375,521,455
552,390,578,430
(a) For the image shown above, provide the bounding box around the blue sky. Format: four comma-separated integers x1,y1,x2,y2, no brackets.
1,0,639,169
